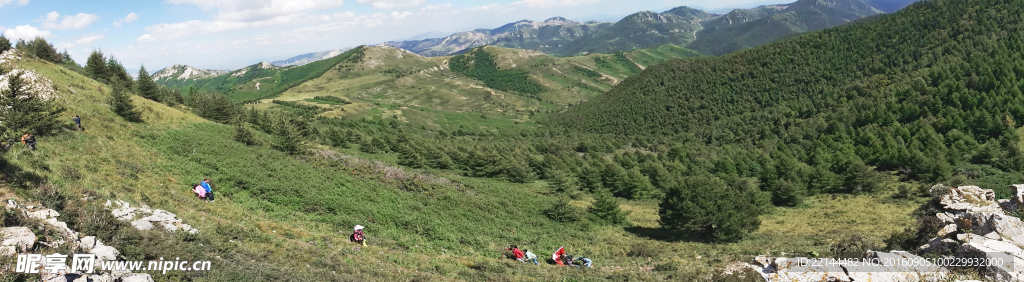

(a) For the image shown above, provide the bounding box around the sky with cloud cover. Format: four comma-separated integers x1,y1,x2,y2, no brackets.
0,0,789,72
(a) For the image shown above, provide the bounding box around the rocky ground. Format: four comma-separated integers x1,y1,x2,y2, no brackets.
735,184,1024,281
1,199,197,282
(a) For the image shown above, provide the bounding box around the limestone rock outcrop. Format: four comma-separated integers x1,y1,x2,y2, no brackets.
107,200,198,234
741,184,1024,282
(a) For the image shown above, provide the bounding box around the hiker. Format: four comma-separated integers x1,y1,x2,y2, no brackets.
506,245,525,262
576,256,592,268
562,254,579,269
201,178,214,202
524,249,539,265
191,183,206,199
72,115,82,131
351,225,366,246
20,134,35,150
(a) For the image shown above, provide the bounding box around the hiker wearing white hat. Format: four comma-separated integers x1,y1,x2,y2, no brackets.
351,225,366,246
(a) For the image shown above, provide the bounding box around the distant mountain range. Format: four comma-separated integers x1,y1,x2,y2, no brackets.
156,0,922,94
384,0,920,57
153,65,228,81
270,48,354,67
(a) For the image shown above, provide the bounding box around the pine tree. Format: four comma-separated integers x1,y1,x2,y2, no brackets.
271,116,302,155
27,37,60,63
107,78,141,122
544,197,586,223
0,70,66,140
234,124,257,146
548,169,580,194
85,51,108,83
589,188,629,226
659,176,762,242
106,58,132,89
135,65,159,101
397,144,428,168
0,35,12,54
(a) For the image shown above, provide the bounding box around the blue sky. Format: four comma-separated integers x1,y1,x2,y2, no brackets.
0,0,788,72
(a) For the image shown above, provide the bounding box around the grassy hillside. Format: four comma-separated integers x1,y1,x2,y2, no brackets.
253,44,700,131
0,44,930,280
157,47,365,102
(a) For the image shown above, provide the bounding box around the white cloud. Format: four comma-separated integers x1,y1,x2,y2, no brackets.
356,0,424,10
56,34,105,49
41,12,99,30
165,0,345,21
0,0,29,8
137,14,303,42
515,0,601,8
114,12,139,27
1,25,51,41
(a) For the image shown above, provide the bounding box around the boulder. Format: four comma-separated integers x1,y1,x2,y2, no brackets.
110,201,198,233
78,236,97,252
748,256,851,282
27,208,59,220
91,244,119,261
130,219,154,231
957,235,1024,280
80,237,119,261
1,226,36,252
117,273,154,282
1011,184,1024,207
87,273,115,282
938,186,998,212
0,246,15,256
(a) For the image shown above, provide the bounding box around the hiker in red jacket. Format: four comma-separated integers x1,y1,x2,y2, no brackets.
506,245,525,262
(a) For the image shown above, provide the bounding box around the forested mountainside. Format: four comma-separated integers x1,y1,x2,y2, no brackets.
556,0,1024,198
687,0,886,55
156,48,365,102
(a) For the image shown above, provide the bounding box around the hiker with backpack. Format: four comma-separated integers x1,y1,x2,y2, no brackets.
575,256,592,268
524,249,539,265
351,225,366,246
506,245,525,262
191,183,207,200
73,115,83,131
20,134,35,150
562,254,579,269
201,178,214,202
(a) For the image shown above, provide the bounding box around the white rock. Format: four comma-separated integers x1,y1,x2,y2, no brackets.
90,245,118,261
79,236,97,251
118,273,155,282
0,246,15,256
1,226,36,251
87,273,115,282
130,220,154,231
27,209,59,220
938,224,958,237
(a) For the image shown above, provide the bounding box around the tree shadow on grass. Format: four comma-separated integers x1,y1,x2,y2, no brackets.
625,226,707,243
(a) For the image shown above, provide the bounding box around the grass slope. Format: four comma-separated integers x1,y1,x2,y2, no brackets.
1,53,924,280
157,47,365,102
257,45,700,132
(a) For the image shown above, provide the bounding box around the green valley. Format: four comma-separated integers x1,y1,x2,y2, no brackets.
4,0,1024,281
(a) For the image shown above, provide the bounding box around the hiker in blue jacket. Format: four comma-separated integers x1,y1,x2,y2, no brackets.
201,178,214,202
